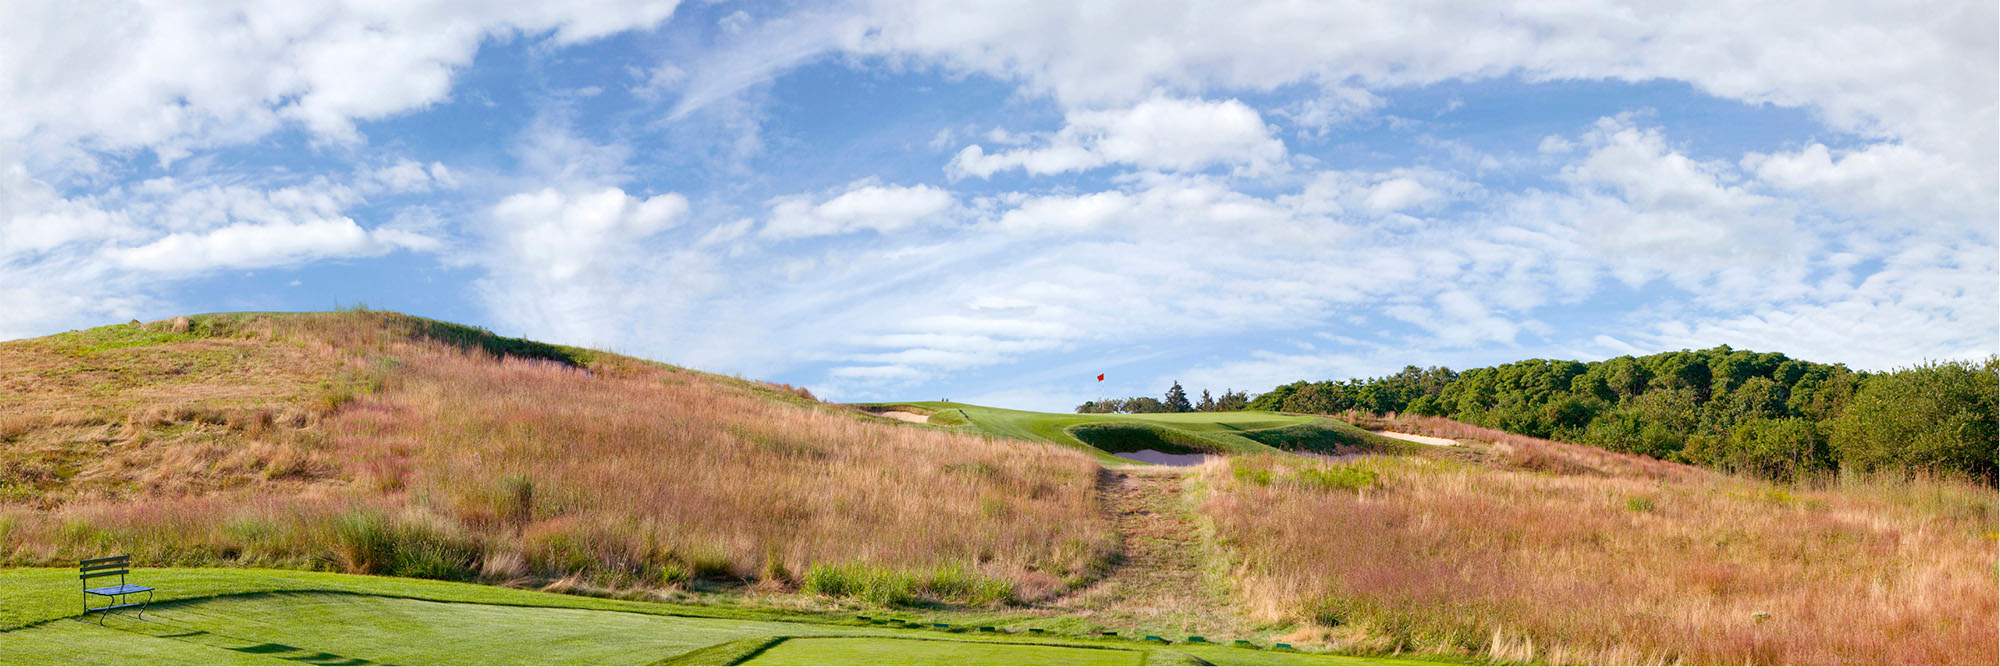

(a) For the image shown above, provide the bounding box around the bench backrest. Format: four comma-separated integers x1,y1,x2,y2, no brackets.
79,555,131,583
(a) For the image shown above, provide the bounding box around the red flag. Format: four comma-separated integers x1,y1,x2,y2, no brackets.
1096,374,1105,381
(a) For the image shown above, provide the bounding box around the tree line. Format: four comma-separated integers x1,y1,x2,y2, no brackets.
1076,381,1250,414
1250,347,1997,483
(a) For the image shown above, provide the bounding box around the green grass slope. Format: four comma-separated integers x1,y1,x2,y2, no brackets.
0,568,1442,665
858,402,1406,463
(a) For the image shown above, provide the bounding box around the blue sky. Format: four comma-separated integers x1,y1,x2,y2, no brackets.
4,1,1995,410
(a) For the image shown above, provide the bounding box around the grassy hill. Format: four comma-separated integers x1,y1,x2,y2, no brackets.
0,312,1113,603
3,311,1992,665
0,311,1459,665
854,402,1407,463
1197,414,1996,664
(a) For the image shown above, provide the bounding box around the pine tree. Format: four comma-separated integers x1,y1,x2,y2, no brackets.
1197,389,1215,411
1165,381,1193,413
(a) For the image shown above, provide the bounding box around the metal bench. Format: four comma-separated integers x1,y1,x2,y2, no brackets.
80,555,153,625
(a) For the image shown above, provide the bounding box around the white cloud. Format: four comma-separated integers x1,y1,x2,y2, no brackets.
1176,349,1380,399
948,97,1286,178
0,1,679,168
1279,168,1477,220
105,217,431,274
1744,142,1993,227
1525,116,1800,292
1618,240,1998,371
1276,86,1386,137
990,191,1138,235
360,160,456,195
473,186,706,349
1389,290,1528,347
1362,177,1442,215
0,159,449,338
760,182,956,240
0,1,679,340
845,0,1996,171
487,187,688,282
663,6,857,121
798,115,1990,396
696,217,756,248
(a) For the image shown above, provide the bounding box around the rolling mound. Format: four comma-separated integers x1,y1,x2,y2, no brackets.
0,311,1111,604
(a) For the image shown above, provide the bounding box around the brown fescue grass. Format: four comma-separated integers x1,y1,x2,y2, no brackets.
1199,421,1998,665
0,312,1111,606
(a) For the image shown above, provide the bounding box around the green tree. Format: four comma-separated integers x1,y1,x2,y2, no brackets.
1646,351,1713,400
1829,359,1998,482
1787,364,1861,422
1247,382,1302,411
1213,389,1250,411
1582,409,1682,459
1684,417,1829,481
1164,381,1193,413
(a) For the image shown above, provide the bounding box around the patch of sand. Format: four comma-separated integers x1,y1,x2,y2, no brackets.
1372,430,1457,446
877,410,930,424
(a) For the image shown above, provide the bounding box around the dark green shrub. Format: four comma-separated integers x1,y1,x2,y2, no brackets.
1830,359,1998,482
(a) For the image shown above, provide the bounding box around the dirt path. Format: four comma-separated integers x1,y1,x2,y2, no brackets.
1050,466,1237,636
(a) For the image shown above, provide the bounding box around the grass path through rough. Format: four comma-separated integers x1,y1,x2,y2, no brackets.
1051,466,1236,637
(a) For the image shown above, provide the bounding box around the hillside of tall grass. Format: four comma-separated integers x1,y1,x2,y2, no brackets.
0,312,1113,605
1197,417,1997,664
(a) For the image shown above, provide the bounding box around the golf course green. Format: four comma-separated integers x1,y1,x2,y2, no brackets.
858,402,1405,463
0,568,1445,665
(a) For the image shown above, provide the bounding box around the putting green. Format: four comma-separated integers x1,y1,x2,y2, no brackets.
742,637,1144,665
862,402,1402,463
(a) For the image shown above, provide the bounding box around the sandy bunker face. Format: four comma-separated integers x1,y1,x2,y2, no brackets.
1113,449,1214,466
877,411,930,424
1371,430,1457,446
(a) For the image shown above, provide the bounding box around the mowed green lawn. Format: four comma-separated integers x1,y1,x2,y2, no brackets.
0,568,1445,665
862,402,1401,463
743,637,1142,666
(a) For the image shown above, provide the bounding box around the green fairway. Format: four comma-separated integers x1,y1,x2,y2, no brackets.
0,568,1449,665
862,402,1404,463
742,637,1145,666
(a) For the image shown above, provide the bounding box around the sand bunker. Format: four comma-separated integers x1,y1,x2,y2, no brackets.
1113,449,1214,466
1372,430,1457,446
877,411,930,424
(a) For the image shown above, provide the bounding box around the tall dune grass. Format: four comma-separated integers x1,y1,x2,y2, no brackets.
1200,442,1997,663
0,312,1112,605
